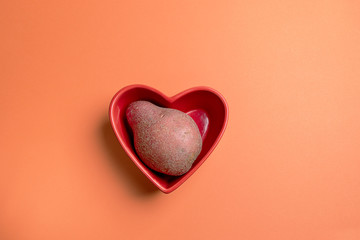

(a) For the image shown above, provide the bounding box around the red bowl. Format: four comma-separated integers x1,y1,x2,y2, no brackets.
109,85,229,193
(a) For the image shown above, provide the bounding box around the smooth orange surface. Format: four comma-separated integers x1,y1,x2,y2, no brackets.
1,1,360,239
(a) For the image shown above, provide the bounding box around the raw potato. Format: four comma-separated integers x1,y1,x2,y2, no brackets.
126,101,202,176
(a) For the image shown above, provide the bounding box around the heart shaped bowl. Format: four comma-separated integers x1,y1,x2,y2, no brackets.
109,85,228,193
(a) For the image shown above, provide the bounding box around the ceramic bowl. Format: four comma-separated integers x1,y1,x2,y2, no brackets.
109,85,228,193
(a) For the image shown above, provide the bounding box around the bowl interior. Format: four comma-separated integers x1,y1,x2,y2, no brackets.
109,85,228,193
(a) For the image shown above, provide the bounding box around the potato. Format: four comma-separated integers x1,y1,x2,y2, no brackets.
126,101,202,176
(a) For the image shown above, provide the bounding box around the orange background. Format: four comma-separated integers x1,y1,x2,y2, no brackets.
1,1,360,239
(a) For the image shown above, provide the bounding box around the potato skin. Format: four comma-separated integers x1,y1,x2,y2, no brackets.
126,101,202,176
